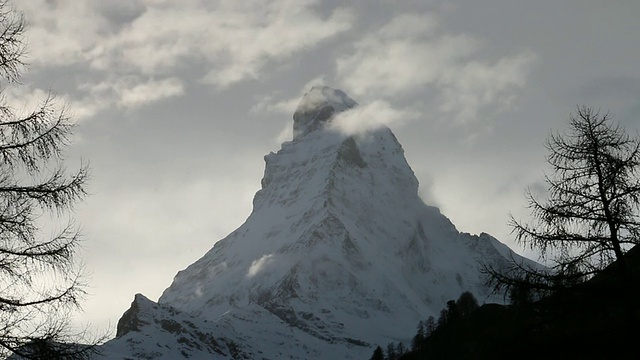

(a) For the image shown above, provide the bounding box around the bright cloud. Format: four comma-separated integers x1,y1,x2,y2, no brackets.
247,254,276,278
252,76,327,116
3,86,103,127
330,100,419,136
20,0,353,96
251,96,301,117
117,77,184,108
61,75,185,120
336,13,536,123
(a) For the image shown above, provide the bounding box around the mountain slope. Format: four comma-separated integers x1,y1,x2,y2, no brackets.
100,86,534,359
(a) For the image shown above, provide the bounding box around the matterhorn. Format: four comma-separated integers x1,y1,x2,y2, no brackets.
100,86,532,359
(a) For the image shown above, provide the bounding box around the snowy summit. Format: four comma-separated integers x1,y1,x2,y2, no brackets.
99,87,535,359
293,86,357,139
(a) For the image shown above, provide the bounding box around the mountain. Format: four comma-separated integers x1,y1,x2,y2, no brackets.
99,86,534,359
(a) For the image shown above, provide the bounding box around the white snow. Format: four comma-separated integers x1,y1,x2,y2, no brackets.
99,87,536,359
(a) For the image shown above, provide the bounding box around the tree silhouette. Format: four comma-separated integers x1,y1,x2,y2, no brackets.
0,1,95,358
445,300,459,321
455,291,479,318
486,106,640,296
410,320,425,351
385,342,397,360
369,345,384,360
424,316,436,338
436,308,448,329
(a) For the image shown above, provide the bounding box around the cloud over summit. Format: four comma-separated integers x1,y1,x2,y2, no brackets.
336,13,536,124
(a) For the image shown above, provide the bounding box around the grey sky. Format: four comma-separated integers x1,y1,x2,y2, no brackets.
13,0,640,333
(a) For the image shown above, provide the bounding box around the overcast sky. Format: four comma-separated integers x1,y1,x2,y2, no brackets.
13,0,640,334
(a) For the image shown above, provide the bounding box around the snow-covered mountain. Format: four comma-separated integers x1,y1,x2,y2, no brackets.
100,86,532,359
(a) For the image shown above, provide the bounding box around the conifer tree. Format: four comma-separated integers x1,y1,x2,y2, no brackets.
487,107,640,295
425,315,436,336
436,308,448,329
456,291,479,318
369,346,384,360
411,320,425,351
0,1,95,358
385,342,397,360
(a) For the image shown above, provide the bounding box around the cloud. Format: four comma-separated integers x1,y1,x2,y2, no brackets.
252,76,327,116
4,76,184,127
199,5,353,87
67,76,182,120
336,13,536,123
22,0,353,85
252,77,420,142
256,98,416,145
3,85,102,126
274,124,294,144
92,0,147,29
330,100,419,136
17,1,353,121
247,254,276,278
251,77,328,144
116,77,184,108
438,51,537,121
19,2,108,67
251,96,300,116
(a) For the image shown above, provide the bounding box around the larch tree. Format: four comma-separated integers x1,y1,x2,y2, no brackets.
455,291,478,318
369,346,384,360
486,106,640,296
0,1,95,358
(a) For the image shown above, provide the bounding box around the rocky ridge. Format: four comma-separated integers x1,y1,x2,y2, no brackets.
99,86,533,359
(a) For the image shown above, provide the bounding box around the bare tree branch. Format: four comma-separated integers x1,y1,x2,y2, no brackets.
0,2,99,358
486,106,640,300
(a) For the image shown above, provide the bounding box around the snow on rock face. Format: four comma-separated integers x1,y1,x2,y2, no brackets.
293,86,357,139
100,87,536,359
101,294,241,359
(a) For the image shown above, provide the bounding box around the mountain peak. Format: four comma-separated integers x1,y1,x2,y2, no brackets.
292,86,357,139
100,87,538,359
